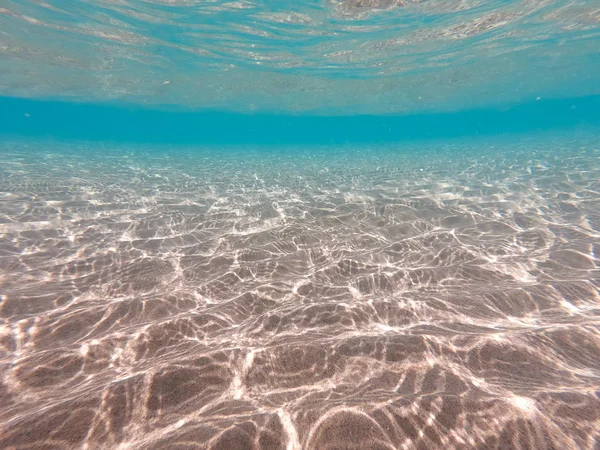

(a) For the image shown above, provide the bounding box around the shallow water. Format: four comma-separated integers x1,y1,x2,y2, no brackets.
1,0,599,113
2,0,600,448
1,132,599,448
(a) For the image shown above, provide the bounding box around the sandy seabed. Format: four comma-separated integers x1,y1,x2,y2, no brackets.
0,134,599,449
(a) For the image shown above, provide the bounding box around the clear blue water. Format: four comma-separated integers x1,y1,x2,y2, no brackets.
1,0,600,114
1,1,600,449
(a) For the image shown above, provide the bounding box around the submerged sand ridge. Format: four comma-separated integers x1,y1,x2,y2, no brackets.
0,136,599,449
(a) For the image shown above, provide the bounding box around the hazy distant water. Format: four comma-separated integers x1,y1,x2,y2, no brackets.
1,132,599,449
1,0,599,113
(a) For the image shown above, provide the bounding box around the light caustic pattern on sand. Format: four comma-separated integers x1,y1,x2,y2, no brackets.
0,135,600,449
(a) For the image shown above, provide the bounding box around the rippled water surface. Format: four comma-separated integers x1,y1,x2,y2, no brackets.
1,0,599,112
1,132,599,448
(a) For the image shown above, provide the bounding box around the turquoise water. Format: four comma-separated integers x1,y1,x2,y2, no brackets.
1,0,599,114
1,1,600,449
